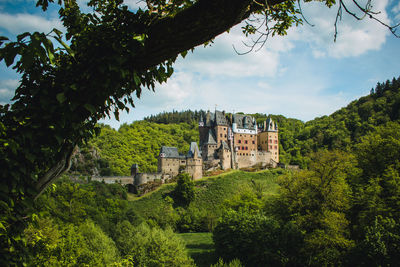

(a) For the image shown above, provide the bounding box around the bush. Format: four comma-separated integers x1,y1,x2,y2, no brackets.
119,223,194,266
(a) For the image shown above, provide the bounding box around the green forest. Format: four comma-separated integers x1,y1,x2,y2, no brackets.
5,76,398,266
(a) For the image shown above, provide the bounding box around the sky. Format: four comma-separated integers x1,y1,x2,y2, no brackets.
1,0,400,129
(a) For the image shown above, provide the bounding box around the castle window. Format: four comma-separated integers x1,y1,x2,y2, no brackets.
252,141,255,144
224,134,227,138
269,145,272,149
269,139,272,143
274,140,278,144
220,134,222,137
245,140,248,144
238,140,241,144
274,146,278,149
224,127,226,130
241,146,244,150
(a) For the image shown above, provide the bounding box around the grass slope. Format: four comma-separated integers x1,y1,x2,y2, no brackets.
130,169,284,225
178,232,215,267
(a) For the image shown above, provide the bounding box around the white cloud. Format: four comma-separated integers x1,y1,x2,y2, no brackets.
289,0,390,58
0,13,64,34
0,79,19,104
175,24,291,78
138,72,197,110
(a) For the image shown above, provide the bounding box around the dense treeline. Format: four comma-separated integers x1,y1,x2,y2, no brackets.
144,109,207,124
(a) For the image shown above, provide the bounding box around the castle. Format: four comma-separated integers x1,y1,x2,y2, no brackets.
198,110,279,170
93,111,279,189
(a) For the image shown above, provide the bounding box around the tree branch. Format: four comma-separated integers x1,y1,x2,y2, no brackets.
35,143,75,199
133,0,286,69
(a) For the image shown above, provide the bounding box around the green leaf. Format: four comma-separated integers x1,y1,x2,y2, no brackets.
3,45,18,67
53,35,75,57
56,92,66,103
84,104,96,114
180,50,188,58
133,72,141,85
44,38,55,65
133,34,147,42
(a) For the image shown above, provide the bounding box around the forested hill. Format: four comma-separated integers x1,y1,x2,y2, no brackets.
70,121,199,176
287,76,400,166
71,76,400,174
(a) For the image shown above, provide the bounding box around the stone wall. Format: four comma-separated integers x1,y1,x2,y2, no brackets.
134,172,164,186
218,148,231,170
158,157,182,177
202,144,219,161
91,176,134,185
234,150,272,169
185,157,203,180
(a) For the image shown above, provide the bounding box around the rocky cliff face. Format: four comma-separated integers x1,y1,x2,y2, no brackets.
69,145,112,176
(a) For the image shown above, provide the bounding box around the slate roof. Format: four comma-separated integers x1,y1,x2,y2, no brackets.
204,130,217,144
218,141,230,151
187,142,201,158
199,110,229,127
233,114,257,130
214,110,228,126
160,146,184,158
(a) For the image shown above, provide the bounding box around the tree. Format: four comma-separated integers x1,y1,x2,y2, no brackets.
0,0,398,263
172,172,195,207
274,151,358,265
213,209,304,266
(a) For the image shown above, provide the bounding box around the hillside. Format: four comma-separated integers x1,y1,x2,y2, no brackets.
69,76,400,174
130,169,283,232
70,121,199,176
288,76,400,166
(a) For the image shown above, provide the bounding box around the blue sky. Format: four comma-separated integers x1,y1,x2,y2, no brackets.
1,0,400,129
